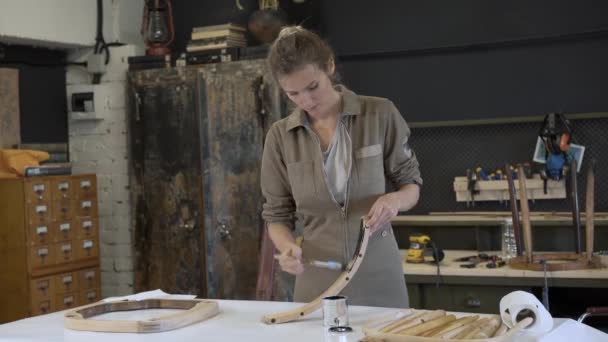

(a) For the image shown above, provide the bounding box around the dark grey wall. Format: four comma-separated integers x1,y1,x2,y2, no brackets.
315,1,608,214
321,0,608,122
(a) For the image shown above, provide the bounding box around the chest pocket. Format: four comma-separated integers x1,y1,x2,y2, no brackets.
355,144,384,183
287,161,317,205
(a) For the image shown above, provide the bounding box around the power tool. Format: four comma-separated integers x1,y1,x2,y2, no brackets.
406,234,444,264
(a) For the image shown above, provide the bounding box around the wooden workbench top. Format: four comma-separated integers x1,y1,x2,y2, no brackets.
401,250,608,279
392,212,608,226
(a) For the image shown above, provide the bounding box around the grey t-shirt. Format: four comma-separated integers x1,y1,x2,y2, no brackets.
321,116,352,206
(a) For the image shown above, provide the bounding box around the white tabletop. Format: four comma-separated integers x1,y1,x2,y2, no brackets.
0,299,605,342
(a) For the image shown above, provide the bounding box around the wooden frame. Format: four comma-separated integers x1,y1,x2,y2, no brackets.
262,219,371,324
508,166,603,271
64,299,219,333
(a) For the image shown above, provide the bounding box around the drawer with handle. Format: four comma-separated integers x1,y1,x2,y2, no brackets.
29,245,56,269
30,277,54,302
30,299,53,317
52,198,73,222
79,268,101,290
51,177,74,201
55,221,73,242
75,199,98,218
76,239,99,260
55,271,79,293
55,242,75,264
27,203,51,225
75,175,97,200
81,288,101,305
54,292,78,311
76,217,98,239
24,179,51,204
27,223,52,246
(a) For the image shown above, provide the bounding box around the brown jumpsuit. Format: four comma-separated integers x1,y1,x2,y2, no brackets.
261,85,422,307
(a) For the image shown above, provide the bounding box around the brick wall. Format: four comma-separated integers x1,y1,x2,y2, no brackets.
67,45,142,297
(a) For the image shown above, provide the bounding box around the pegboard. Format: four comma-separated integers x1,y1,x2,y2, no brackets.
407,118,608,214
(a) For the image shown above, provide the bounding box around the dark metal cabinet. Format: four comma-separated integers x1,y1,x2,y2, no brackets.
128,60,284,299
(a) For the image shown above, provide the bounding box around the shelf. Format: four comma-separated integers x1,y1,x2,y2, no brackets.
392,212,608,227
453,174,566,203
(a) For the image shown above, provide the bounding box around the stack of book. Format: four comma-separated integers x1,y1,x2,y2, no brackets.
187,23,247,53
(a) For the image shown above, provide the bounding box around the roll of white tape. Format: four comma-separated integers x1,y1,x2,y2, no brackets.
499,291,553,334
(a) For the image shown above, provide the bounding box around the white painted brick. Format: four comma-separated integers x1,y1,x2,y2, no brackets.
110,215,131,230
67,83,127,115
102,45,143,82
101,242,133,258
112,201,131,217
68,115,127,136
101,271,134,286
100,256,114,271
101,225,132,245
113,257,134,272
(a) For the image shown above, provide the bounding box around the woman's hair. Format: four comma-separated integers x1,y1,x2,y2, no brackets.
267,26,336,82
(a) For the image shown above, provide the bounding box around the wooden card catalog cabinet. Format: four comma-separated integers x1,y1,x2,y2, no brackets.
0,174,101,323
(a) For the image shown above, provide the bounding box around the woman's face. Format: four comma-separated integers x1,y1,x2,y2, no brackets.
278,63,338,119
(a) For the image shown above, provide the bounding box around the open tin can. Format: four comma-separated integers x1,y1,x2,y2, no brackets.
322,295,349,327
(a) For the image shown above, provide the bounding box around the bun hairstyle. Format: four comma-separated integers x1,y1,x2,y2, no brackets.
267,26,337,82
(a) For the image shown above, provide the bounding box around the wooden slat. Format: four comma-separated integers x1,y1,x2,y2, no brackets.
0,68,20,148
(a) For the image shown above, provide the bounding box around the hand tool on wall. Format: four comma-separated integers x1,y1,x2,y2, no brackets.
570,158,582,254
475,167,489,181
585,159,595,262
517,165,533,263
505,163,523,256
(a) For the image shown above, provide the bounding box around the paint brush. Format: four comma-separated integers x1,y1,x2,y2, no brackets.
305,259,343,271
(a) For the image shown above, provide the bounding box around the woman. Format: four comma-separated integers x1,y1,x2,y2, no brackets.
261,26,422,308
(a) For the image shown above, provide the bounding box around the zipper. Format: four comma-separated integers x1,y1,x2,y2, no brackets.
305,117,354,264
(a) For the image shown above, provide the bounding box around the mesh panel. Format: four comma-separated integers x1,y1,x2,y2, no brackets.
407,118,608,214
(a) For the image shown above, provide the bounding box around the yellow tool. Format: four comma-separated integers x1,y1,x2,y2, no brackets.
406,233,444,264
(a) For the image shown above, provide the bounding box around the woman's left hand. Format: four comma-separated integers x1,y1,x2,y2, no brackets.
366,193,400,233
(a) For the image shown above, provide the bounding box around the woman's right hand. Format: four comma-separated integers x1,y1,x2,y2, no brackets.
274,244,304,275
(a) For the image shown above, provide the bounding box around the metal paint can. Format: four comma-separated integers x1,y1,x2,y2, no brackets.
322,295,348,327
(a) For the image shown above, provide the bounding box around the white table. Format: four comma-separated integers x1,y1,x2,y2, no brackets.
0,299,605,342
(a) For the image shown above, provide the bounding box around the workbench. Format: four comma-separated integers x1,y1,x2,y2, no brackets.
0,298,601,342
391,213,608,315
402,250,608,314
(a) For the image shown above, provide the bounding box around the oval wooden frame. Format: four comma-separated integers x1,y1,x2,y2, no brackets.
64,298,219,333
262,219,371,324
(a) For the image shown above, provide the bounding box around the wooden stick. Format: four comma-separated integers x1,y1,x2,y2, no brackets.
435,317,482,339
397,314,456,336
422,315,479,337
492,323,509,337
453,317,490,339
471,315,502,339
364,310,414,332
518,166,534,263
389,310,446,334
262,219,371,324
586,160,595,262
380,312,426,333
506,163,523,256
